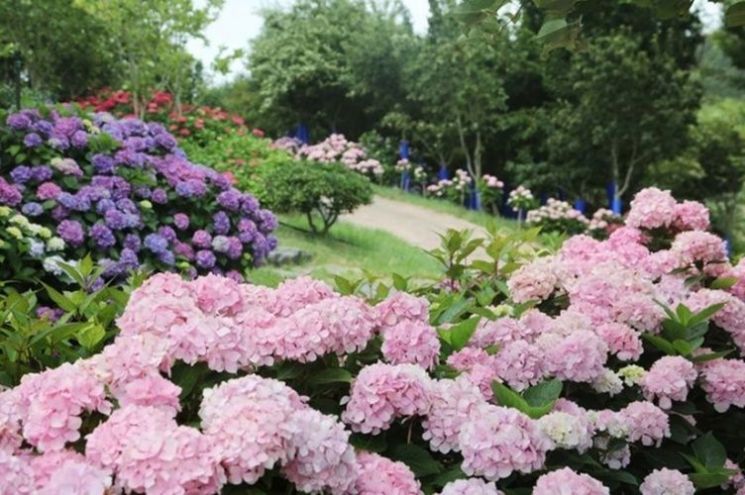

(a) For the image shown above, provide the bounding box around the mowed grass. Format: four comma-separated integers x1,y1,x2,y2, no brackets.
248,213,441,287
373,185,518,231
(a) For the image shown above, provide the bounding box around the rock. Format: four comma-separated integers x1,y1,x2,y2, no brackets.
267,247,311,266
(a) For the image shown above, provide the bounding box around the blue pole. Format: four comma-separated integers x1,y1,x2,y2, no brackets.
438,163,448,181
574,198,587,213
399,140,410,192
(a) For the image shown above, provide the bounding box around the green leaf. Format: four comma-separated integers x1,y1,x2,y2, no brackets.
672,339,694,356
431,467,467,487
710,276,738,290
536,18,581,52
392,273,408,291
533,0,577,18
448,316,480,350
435,297,471,325
687,303,725,327
389,444,443,477
725,1,745,27
41,283,77,313
349,433,387,453
306,368,353,385
642,333,676,355
689,471,733,489
76,323,105,350
334,276,354,295
523,379,563,407
692,432,727,469
691,349,733,363
492,381,530,411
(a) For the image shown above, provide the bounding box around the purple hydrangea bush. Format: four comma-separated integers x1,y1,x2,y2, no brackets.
0,107,276,285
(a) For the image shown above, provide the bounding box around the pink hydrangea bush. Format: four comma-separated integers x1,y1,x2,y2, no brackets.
4,187,745,493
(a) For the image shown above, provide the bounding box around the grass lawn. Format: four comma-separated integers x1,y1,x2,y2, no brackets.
248,213,441,287
372,185,518,231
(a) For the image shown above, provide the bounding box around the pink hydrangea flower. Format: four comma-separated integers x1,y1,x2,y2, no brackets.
0,449,34,494
492,341,545,391
422,376,485,454
270,276,336,316
0,389,22,453
533,467,609,495
507,259,558,303
190,273,245,316
282,409,357,495
376,292,429,327
640,468,695,495
626,187,677,230
728,258,745,302
673,200,710,231
640,356,697,409
198,375,304,484
596,323,642,361
446,348,499,399
537,330,608,383
347,452,422,495
115,374,182,415
86,405,224,495
342,363,431,434
686,289,745,352
437,478,503,495
699,359,745,412
14,363,110,452
459,404,551,480
381,320,441,370
470,318,532,348
31,451,112,495
619,401,670,446
671,231,727,268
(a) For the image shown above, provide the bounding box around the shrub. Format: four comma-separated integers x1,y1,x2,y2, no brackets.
0,106,276,288
261,161,373,234
277,133,386,179
181,129,298,201
0,256,134,386
526,198,590,235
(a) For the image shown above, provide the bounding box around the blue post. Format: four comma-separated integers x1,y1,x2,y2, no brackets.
438,163,448,181
612,197,622,215
574,198,587,213
726,234,733,257
294,123,310,144
399,140,410,191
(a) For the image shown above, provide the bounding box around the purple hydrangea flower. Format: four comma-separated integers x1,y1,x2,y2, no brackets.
240,195,260,215
192,230,212,249
31,166,53,182
115,198,137,213
144,233,168,254
123,234,141,252
118,248,139,269
173,213,189,230
36,306,64,321
101,258,123,278
123,212,140,228
225,270,244,283
213,211,230,235
258,209,278,232
196,249,216,269
114,148,146,167
57,192,90,212
21,202,43,217
227,236,243,260
151,188,168,204
48,136,69,150
23,133,42,148
134,186,151,198
71,130,88,148
173,241,194,260
96,199,116,214
51,206,70,221
124,137,147,152
104,209,127,230
155,133,177,150
90,223,116,249
37,182,62,201
10,166,32,184
212,235,230,253
33,120,53,137
92,154,115,174
217,189,241,211
158,226,177,242
157,250,175,265
0,178,22,206
78,185,109,203
7,113,32,131
53,116,83,137
57,219,85,246
147,122,167,135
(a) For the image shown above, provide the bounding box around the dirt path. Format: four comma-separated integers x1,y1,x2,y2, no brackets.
342,196,489,251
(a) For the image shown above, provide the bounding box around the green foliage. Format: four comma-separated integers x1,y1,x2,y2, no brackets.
260,162,373,234
247,0,415,136
0,257,135,386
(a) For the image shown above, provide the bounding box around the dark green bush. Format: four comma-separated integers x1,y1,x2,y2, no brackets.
261,162,373,234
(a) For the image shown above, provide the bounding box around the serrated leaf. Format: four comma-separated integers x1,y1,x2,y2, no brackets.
392,273,408,291
692,432,727,469
389,444,443,477
725,1,745,27
492,381,530,411
76,323,104,350
448,316,480,350
306,368,353,385
40,283,76,312
523,379,563,407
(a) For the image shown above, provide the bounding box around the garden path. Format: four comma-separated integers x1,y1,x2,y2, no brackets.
342,196,489,252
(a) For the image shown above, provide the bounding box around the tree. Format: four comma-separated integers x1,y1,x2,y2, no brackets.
247,0,415,137
0,0,120,100
546,32,700,204
75,0,223,116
